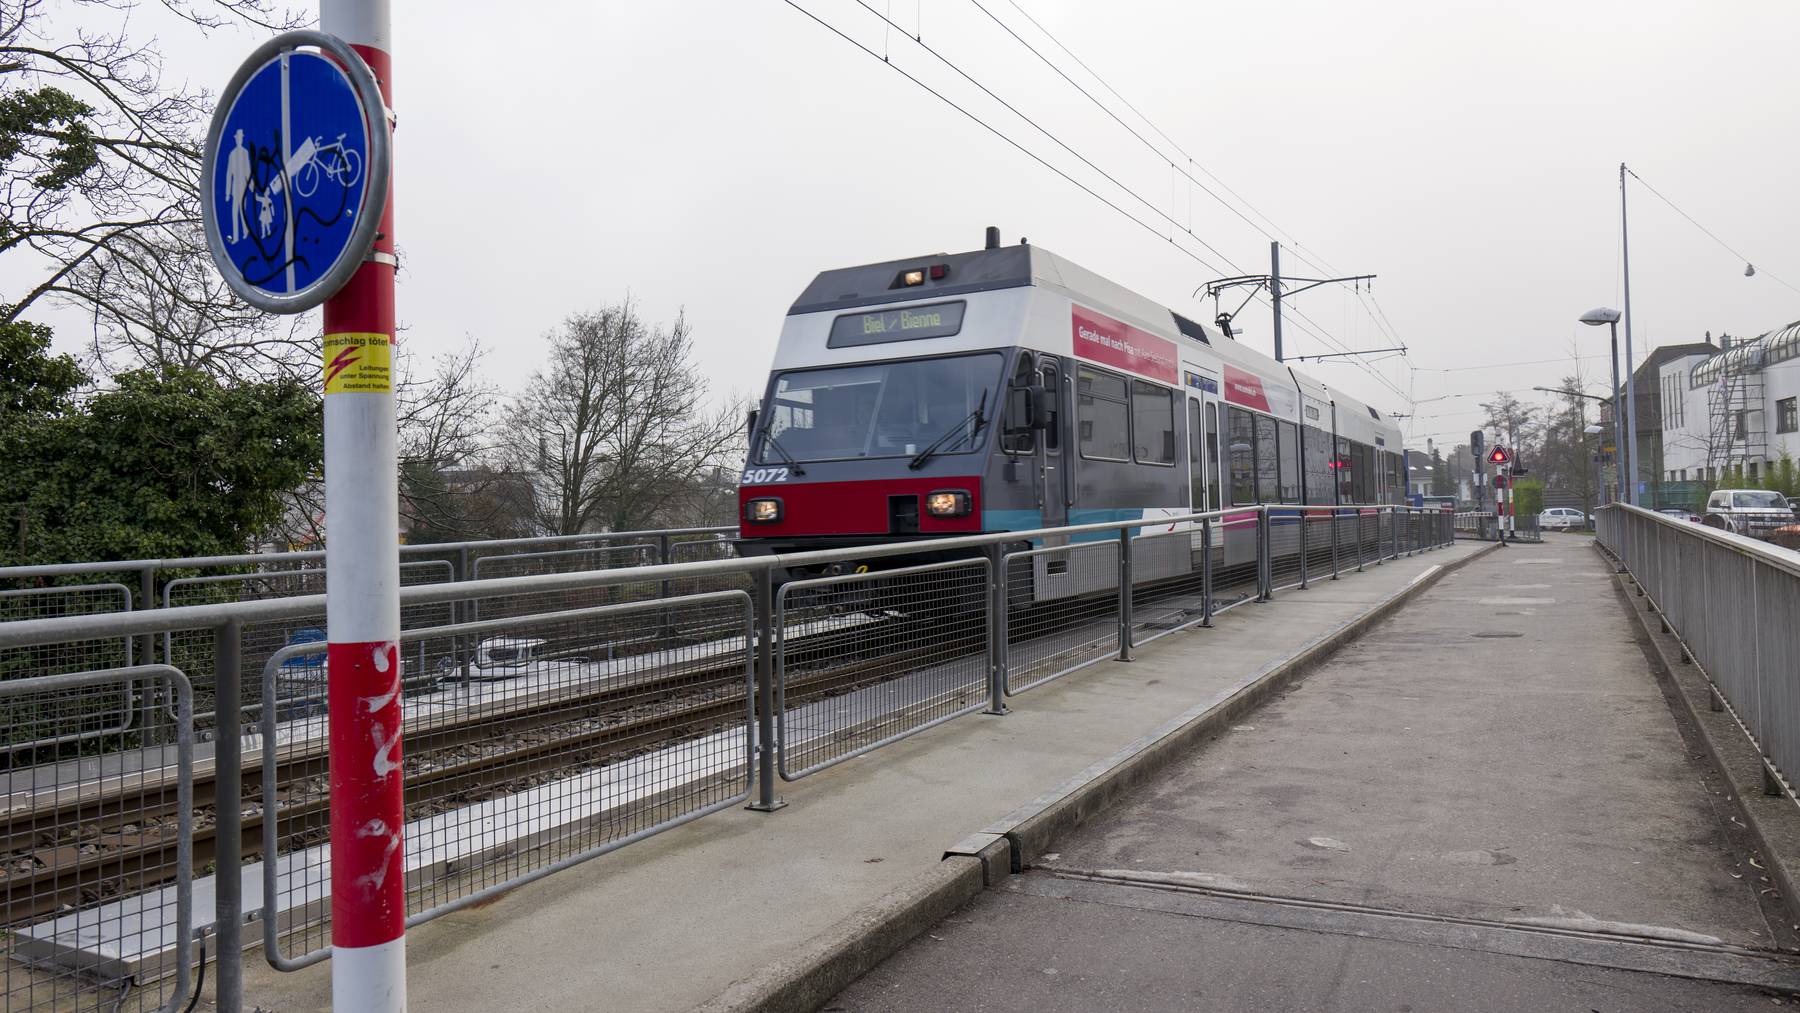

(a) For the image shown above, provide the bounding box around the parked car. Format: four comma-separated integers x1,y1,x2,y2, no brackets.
1655,507,1700,523
1702,489,1798,539
1539,507,1590,531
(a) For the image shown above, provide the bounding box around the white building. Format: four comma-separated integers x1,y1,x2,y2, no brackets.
1659,320,1800,483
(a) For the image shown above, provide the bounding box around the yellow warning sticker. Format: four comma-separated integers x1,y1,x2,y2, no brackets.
322,333,393,394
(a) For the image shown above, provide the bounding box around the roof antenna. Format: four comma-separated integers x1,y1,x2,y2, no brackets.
984,226,1001,250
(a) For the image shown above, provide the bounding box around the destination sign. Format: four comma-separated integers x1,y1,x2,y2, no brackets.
828,300,966,348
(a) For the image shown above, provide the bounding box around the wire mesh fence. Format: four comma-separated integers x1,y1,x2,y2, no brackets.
259,589,755,967
1127,526,1215,649
775,559,991,779
1,586,139,755
1002,539,1121,694
2,666,193,1013
161,561,455,733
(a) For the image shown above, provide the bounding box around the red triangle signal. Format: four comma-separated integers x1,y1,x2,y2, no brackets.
1487,446,1511,465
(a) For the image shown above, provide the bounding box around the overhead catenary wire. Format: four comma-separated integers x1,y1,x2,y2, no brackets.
841,0,1247,274
981,0,1417,355
968,0,1411,363
1625,166,1800,299
781,0,1411,408
776,0,1237,280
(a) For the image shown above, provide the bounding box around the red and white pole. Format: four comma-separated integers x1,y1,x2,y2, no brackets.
321,0,405,1009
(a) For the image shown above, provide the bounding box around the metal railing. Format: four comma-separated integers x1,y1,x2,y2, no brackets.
2,665,195,1013
0,504,1451,1012
1597,503,1800,804
1453,510,1542,542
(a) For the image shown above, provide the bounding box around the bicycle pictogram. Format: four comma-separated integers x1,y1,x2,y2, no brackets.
292,133,363,198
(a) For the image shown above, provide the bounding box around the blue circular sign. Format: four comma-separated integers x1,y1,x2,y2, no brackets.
203,32,389,314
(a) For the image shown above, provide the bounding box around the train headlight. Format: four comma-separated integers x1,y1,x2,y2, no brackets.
745,498,783,524
925,490,972,518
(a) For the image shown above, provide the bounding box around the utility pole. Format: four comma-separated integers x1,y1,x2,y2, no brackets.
321,0,406,1009
1270,241,1284,362
1620,163,1640,505
1200,245,1383,363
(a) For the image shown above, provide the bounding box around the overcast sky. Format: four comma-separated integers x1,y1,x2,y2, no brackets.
24,0,1800,449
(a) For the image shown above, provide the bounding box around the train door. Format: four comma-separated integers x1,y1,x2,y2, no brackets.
1038,358,1067,529
1023,354,1092,601
1187,397,1206,512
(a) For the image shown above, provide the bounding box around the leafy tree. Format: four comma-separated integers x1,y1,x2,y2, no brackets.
0,316,83,417
1429,448,1452,496
1511,477,1545,518
1,325,322,565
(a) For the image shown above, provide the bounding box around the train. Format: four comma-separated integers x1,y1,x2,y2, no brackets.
734,230,1405,597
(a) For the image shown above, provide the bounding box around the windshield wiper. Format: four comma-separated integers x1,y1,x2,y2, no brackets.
908,391,988,471
757,430,806,475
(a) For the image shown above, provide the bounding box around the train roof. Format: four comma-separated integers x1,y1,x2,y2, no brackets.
787,240,1400,431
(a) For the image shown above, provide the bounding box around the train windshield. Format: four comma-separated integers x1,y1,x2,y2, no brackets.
759,353,1004,463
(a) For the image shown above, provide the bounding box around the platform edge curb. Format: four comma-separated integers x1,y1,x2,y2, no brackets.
691,853,986,1013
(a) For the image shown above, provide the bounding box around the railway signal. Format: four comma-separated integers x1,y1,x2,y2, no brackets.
1486,445,1511,466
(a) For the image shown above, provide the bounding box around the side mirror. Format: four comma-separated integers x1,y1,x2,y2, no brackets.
1005,386,1035,432
745,408,760,439
1029,383,1053,430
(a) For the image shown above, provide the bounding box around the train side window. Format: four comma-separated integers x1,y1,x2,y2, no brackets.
1188,400,1205,509
1205,403,1221,510
1303,425,1331,503
1254,414,1279,503
1227,407,1256,505
1351,442,1371,503
1002,356,1036,455
1041,362,1060,452
1277,420,1300,502
1337,437,1354,502
1077,366,1130,462
1131,381,1175,466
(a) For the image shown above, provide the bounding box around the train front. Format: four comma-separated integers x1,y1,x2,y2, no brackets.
735,244,1037,581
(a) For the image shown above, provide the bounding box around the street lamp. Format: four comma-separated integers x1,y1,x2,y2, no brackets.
1579,307,1631,505
1583,423,1608,512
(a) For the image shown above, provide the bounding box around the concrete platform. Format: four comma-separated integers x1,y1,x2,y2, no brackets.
236,542,1483,1012
831,543,1800,1012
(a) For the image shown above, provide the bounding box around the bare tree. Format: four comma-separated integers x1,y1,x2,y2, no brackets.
499,300,747,535
1479,391,1541,465
265,336,509,547
0,0,308,374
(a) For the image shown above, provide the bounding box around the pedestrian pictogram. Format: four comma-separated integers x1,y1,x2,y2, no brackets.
201,32,390,314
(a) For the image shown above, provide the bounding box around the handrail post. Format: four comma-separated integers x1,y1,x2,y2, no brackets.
1117,525,1134,661
985,544,1008,714
214,618,244,1013
1201,518,1214,627
1356,509,1366,572
1330,507,1340,579
138,566,159,742
1298,507,1310,589
1256,508,1272,601
747,567,786,812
